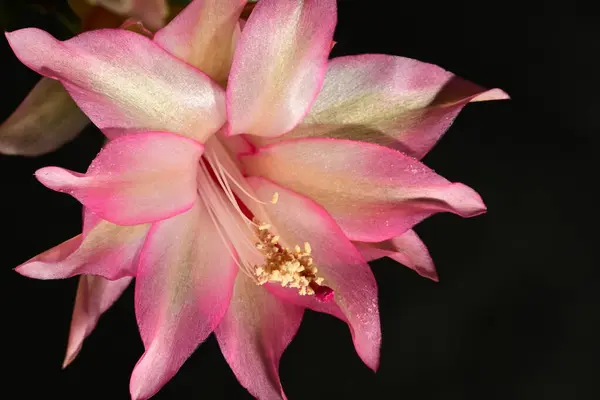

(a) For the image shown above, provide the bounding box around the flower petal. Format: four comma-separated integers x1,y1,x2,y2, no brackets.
254,54,509,159
246,177,381,371
35,132,203,225
242,138,486,242
154,0,245,84
91,0,168,29
15,222,149,280
215,273,303,400
59,208,137,366
226,0,336,137
0,78,89,156
63,275,132,368
354,229,438,282
6,28,225,143
130,200,237,400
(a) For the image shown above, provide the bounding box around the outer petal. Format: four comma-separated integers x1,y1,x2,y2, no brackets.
0,78,89,156
90,0,168,30
215,273,303,400
226,0,336,137
242,138,486,242
130,200,237,400
6,28,225,143
15,221,149,280
61,208,135,367
35,132,203,225
154,0,245,84
254,54,509,159
247,177,381,371
63,275,132,368
354,229,438,282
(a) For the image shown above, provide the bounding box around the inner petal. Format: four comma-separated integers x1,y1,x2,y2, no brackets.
197,135,332,301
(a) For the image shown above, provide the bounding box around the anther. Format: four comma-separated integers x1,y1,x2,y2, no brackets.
304,242,311,254
271,192,279,204
252,219,328,298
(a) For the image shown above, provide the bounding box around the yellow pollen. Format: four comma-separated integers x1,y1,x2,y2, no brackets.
271,192,279,204
304,242,311,254
252,219,326,297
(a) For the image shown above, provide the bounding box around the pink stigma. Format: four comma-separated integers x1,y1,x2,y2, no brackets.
312,283,334,302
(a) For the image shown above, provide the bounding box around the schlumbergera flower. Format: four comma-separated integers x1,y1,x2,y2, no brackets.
7,0,508,399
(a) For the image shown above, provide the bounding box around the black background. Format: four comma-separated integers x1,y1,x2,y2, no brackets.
1,1,597,399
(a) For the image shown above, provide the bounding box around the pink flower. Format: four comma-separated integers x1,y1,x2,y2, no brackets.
7,0,508,399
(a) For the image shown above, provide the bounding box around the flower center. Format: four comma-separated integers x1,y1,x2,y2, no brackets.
196,135,333,301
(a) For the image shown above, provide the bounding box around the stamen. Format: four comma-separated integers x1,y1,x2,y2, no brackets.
205,153,257,227
205,150,278,229
271,192,279,204
197,185,254,279
197,161,260,279
252,218,333,300
208,149,273,206
197,137,333,301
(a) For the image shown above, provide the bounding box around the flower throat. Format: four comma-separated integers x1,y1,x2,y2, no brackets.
196,136,333,302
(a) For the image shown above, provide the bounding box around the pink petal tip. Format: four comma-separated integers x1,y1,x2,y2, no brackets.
35,167,82,192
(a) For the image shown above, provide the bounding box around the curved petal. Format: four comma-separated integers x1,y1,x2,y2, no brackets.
130,200,237,400
35,132,203,225
154,0,245,84
91,0,168,30
246,177,380,371
226,0,336,137
242,138,486,242
60,208,136,366
354,229,438,282
6,28,225,143
215,273,303,400
254,54,509,159
0,78,89,156
63,275,132,368
15,221,149,280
